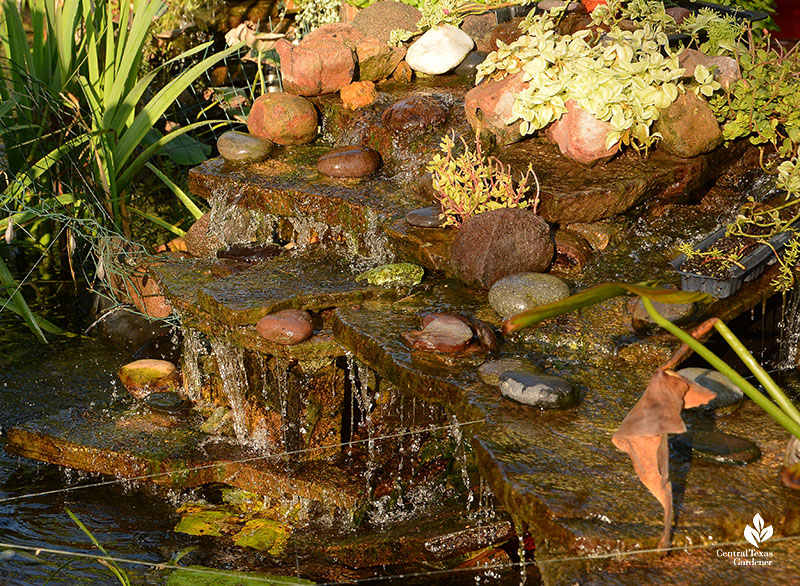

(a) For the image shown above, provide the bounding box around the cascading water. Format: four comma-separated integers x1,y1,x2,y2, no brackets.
181,327,206,403
207,184,280,247
209,337,250,442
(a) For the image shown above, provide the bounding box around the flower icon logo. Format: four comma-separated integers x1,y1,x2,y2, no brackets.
744,513,773,548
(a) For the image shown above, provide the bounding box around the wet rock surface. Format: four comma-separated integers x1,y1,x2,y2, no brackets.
672,429,762,464
629,296,696,333
676,367,745,411
405,206,445,228
488,273,571,319
217,131,274,163
184,212,223,258
381,94,449,134
317,145,381,177
478,358,542,386
499,371,578,408
450,208,554,288
454,50,489,78
256,309,315,345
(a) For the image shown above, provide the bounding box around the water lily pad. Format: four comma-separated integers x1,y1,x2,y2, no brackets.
232,518,289,555
174,509,233,537
356,263,424,287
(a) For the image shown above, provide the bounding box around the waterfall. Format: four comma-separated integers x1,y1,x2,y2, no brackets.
209,337,250,442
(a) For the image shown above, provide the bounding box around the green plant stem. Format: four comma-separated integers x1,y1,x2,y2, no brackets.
713,319,800,426
641,298,800,440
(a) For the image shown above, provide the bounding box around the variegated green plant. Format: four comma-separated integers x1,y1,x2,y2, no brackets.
477,9,684,151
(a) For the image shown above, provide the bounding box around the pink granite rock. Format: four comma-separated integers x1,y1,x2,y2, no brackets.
276,37,355,96
546,99,620,165
256,309,314,345
247,93,318,145
679,48,741,90
464,72,529,145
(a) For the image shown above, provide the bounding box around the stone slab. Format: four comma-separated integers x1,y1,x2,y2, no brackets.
4,407,364,510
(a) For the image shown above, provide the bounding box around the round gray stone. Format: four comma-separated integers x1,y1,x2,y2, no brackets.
217,131,274,163
673,430,761,464
488,273,570,319
499,372,577,408
478,358,541,386
406,206,445,228
677,367,745,411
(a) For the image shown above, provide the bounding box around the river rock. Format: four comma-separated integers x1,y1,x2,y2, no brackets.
352,1,421,45
628,296,695,333
406,206,445,227
666,6,691,24
564,222,613,250
460,14,496,52
499,372,578,409
216,131,274,163
381,94,449,134
464,71,528,145
489,18,525,51
317,145,381,177
488,273,570,319
403,314,474,353
340,81,378,110
247,93,318,145
678,48,740,89
276,37,355,96
450,208,554,288
119,359,182,399
406,24,474,75
653,91,722,158
256,309,314,345
478,358,541,386
546,99,620,165
672,430,761,464
127,265,173,319
184,212,223,258
454,50,489,78
676,367,745,412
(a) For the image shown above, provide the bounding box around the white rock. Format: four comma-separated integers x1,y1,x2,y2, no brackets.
406,24,474,75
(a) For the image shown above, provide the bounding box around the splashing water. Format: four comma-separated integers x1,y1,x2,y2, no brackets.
208,184,279,246
448,414,474,512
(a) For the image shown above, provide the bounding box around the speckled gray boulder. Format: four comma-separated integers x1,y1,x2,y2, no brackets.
217,131,274,163
478,358,541,386
676,367,745,411
499,372,577,408
488,273,570,319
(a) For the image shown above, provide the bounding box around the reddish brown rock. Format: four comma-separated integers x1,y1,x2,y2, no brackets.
341,81,378,110
247,93,318,145
351,0,421,45
391,61,413,83
666,6,691,24
317,145,381,177
402,314,474,353
422,312,472,329
256,309,314,345
489,18,525,51
305,24,405,82
184,212,224,258
678,48,740,90
381,95,448,134
119,359,182,399
472,318,500,354
276,37,355,96
461,13,497,52
546,99,620,165
555,229,591,271
123,265,173,319
450,208,554,288
653,92,722,158
465,72,528,145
